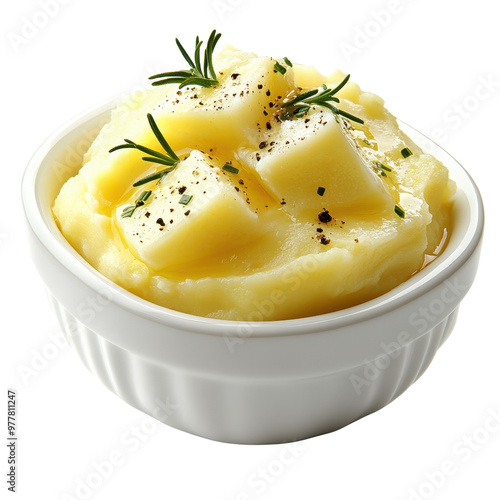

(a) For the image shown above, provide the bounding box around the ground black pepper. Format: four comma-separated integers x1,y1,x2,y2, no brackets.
318,210,332,223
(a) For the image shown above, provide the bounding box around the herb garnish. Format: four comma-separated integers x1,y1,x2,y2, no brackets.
373,161,392,177
317,186,326,196
274,61,287,75
372,161,392,172
394,204,405,218
149,30,222,89
283,57,293,67
222,164,239,174
121,190,152,218
179,194,193,206
109,113,180,187
401,147,413,158
281,75,364,124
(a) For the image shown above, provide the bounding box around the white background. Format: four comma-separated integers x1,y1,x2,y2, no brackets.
3,0,500,499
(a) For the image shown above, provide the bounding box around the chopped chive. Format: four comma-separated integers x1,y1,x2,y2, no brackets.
179,194,193,205
401,147,413,158
372,161,392,172
317,186,326,196
283,57,293,67
394,205,405,218
222,163,239,174
274,61,287,75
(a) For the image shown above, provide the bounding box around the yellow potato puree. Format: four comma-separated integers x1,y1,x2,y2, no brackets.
53,44,455,321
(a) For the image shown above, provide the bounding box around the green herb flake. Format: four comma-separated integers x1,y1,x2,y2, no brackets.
274,61,287,75
179,194,193,206
394,205,405,218
317,186,326,196
283,57,293,67
401,147,413,158
372,161,392,172
222,164,239,174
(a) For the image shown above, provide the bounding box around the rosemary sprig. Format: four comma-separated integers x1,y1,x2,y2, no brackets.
149,30,222,89
282,75,364,124
109,113,179,187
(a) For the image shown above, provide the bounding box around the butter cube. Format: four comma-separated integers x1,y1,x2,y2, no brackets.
240,108,393,219
117,151,263,270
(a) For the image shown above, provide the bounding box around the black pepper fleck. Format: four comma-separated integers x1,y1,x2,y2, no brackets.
318,210,332,223
156,218,165,226
259,141,267,149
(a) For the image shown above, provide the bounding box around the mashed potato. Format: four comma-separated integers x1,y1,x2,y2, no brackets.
53,44,455,320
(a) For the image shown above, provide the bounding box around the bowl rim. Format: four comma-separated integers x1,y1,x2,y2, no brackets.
22,96,485,337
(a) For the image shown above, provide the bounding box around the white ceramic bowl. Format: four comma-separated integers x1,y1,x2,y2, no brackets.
22,98,484,444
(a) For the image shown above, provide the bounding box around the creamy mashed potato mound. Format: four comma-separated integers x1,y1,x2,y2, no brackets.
53,45,455,320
